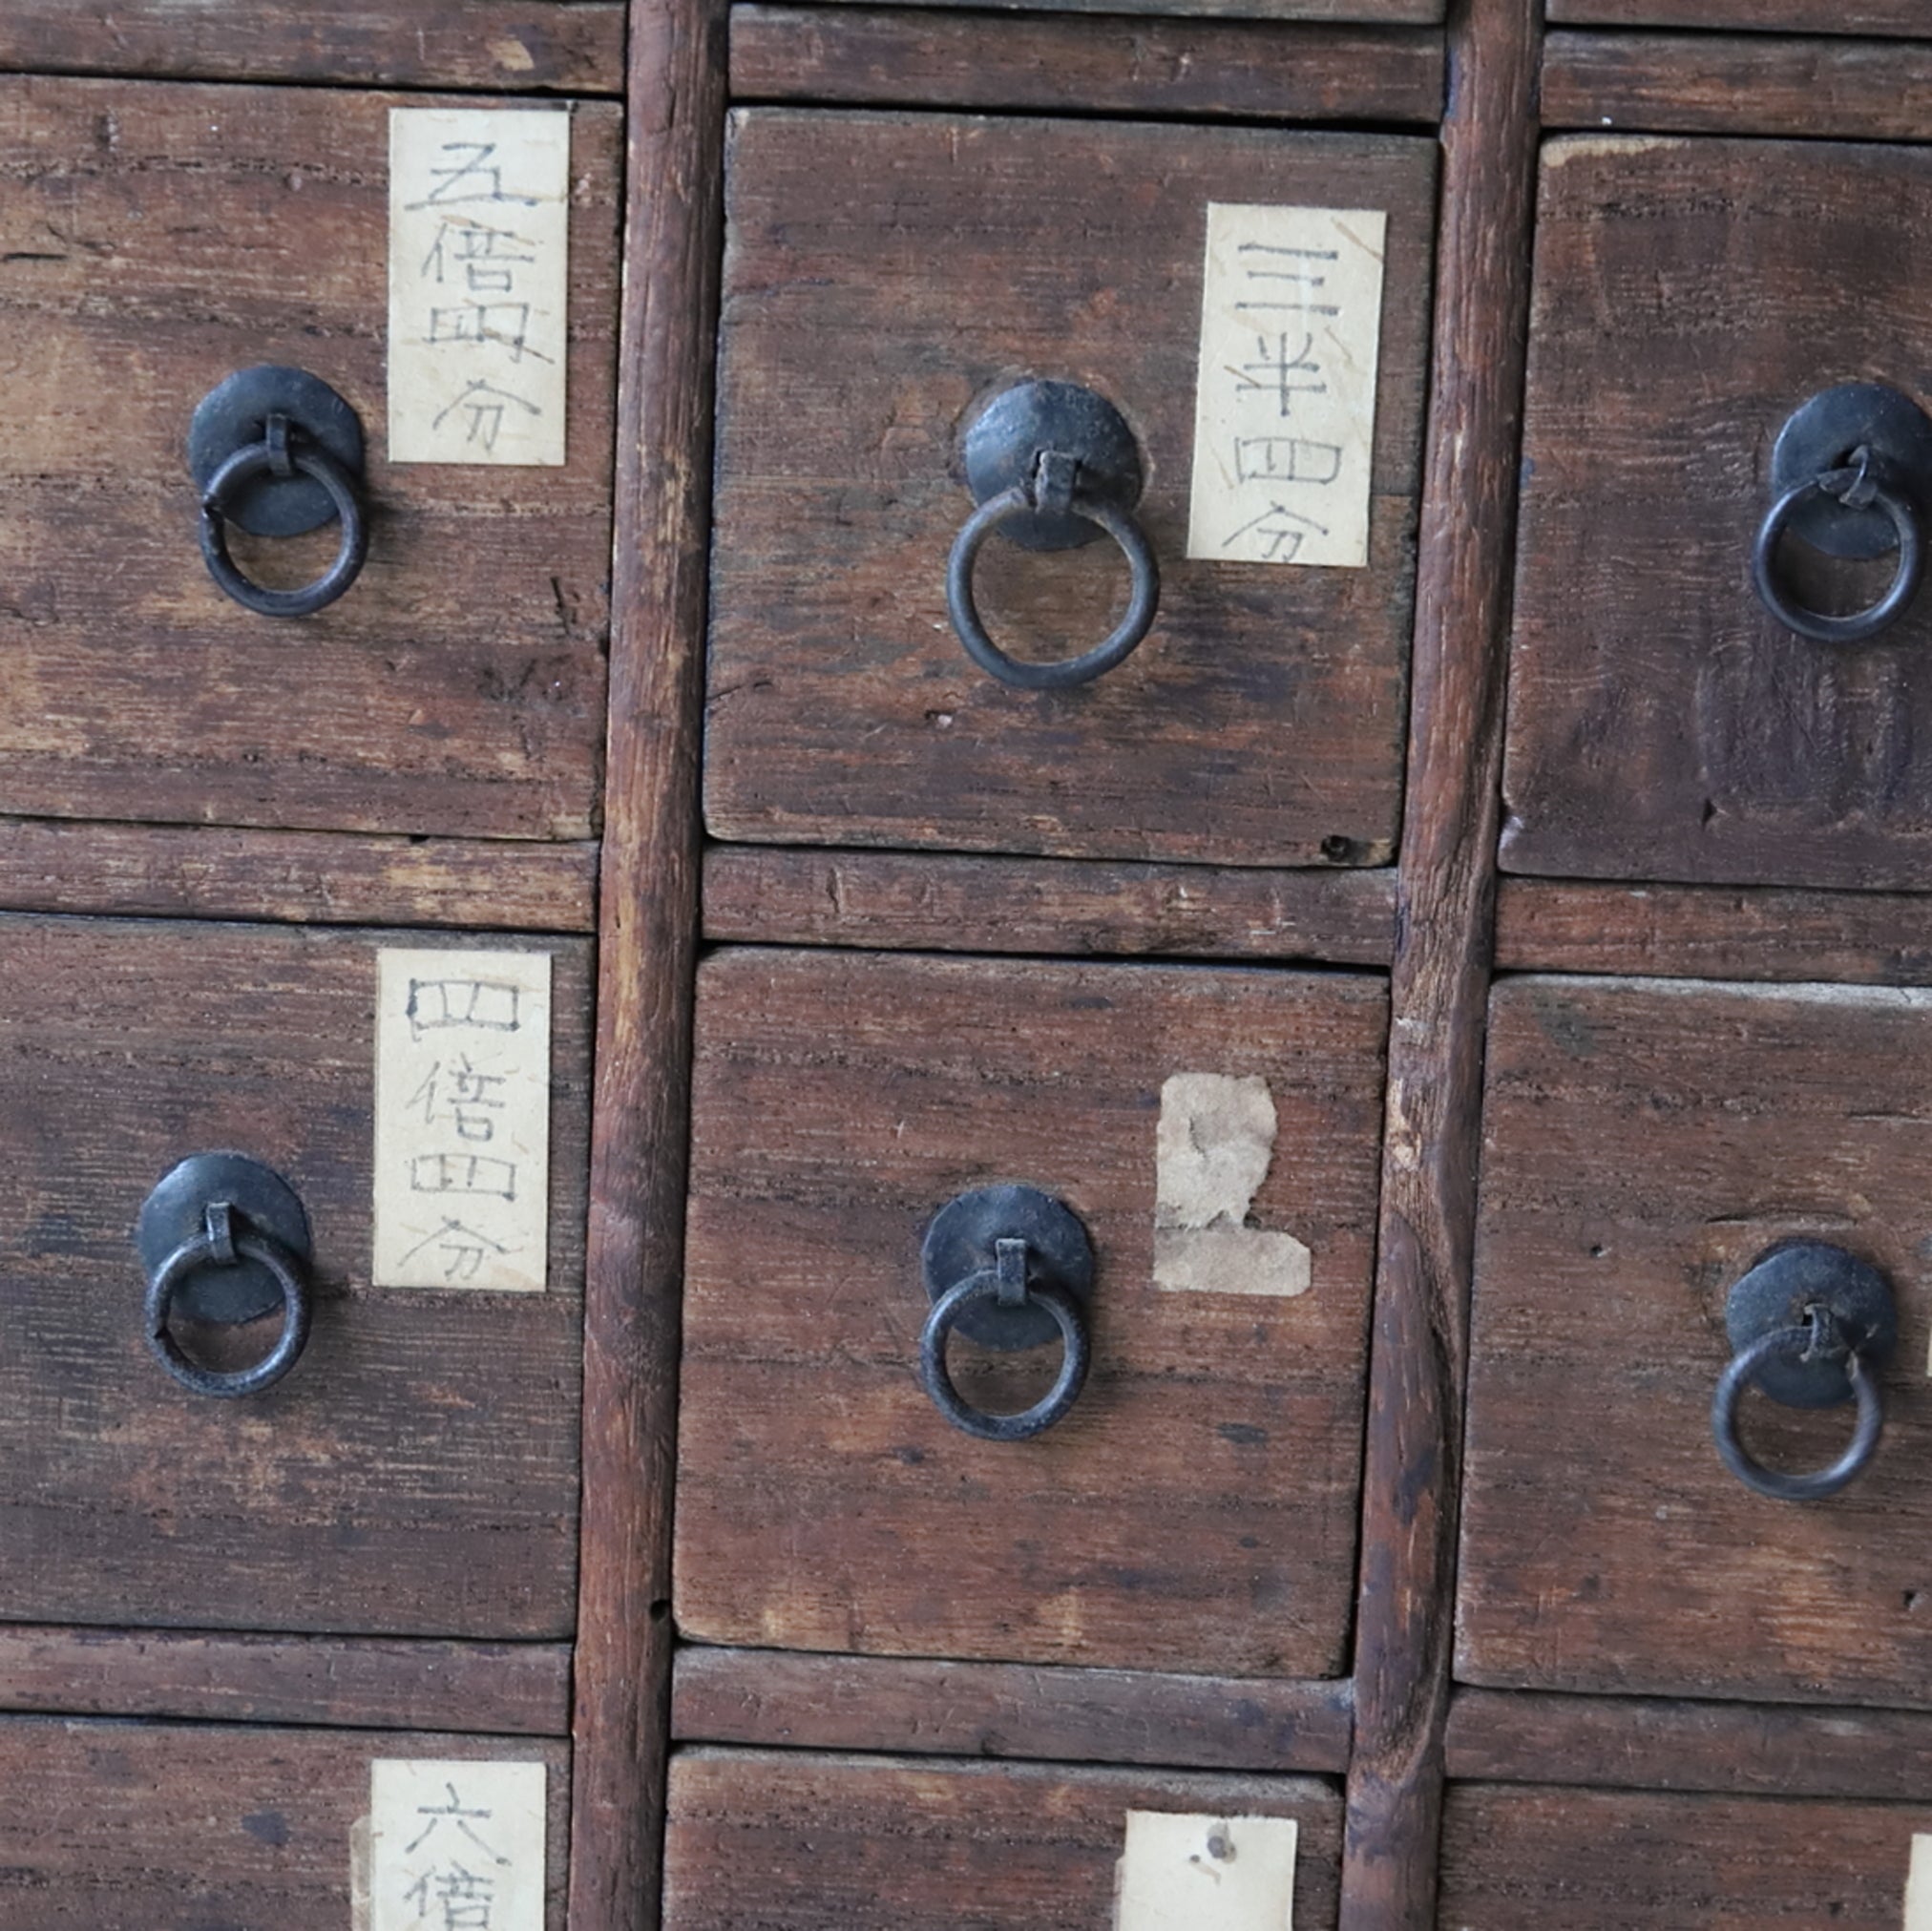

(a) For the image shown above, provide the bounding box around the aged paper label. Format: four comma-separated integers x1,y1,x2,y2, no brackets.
1186,203,1387,568
1154,1073,1311,1297
368,1758,545,1931
1115,1811,1297,1931
388,107,570,465
372,948,551,1291
1906,1833,1932,1928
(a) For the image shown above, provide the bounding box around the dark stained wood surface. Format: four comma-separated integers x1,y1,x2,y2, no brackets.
1461,975,1932,1707
705,112,1437,869
703,845,1398,964
0,1626,571,1735
1549,0,1931,34
1341,0,1540,1925
0,1717,567,1931
801,0,1439,17
731,7,1445,121
1504,136,1932,891
0,819,597,932
1544,31,1932,141
672,1646,1354,1772
1447,1689,1932,1799
677,949,1388,1678
663,1749,1345,1930
0,4,625,91
0,916,589,1638
1438,1785,1932,1930
0,78,618,840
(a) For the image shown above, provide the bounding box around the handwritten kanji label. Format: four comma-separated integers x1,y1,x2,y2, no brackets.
369,1758,545,1931
388,108,570,466
1114,1811,1297,1930
372,949,551,1291
1186,203,1387,569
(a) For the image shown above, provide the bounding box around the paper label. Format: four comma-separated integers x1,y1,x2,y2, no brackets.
1115,1811,1297,1931
1186,203,1387,568
372,948,551,1291
1906,1833,1932,1928
388,107,570,465
368,1758,546,1931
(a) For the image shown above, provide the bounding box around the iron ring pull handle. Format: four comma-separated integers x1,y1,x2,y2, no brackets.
1752,447,1923,646
1712,1317,1882,1503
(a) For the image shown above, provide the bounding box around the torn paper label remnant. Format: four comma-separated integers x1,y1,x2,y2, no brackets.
1115,1811,1297,1931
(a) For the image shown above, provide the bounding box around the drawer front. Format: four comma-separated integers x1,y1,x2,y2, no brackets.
1439,1785,1932,1929
664,1750,1341,1930
0,916,588,1638
705,110,1436,869
1504,136,1932,891
1460,975,1932,1705
0,77,617,840
676,949,1387,1676
0,1718,565,1931
1547,0,1927,32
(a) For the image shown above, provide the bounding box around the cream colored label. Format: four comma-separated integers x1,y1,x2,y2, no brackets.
369,1759,545,1931
1186,203,1387,568
1115,1812,1297,1931
1906,1833,1932,1928
372,948,551,1291
1154,1073,1311,1297
388,108,570,465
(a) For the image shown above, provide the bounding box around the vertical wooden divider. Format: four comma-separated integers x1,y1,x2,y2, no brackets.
569,0,728,1924
1341,1,1540,1925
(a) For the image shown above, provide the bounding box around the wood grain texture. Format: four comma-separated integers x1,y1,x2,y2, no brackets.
663,1750,1345,1930
731,8,1445,121
0,4,624,92
0,916,590,1638
677,950,1388,1678
0,819,597,931
1504,136,1932,891
0,78,618,841
566,0,725,1921
0,1717,566,1930
1544,31,1932,140
0,1626,570,1734
672,1646,1354,1772
1341,1,1539,1925
1438,1785,1932,1930
798,0,1439,17
705,112,1436,869
1447,1689,1932,1799
1462,975,1932,1707
1496,878,1932,985
1549,0,1931,35
703,845,1398,963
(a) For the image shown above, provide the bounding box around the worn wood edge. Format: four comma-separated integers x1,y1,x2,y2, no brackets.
1495,876,1932,984
1444,1688,1932,1800
670,1647,1354,1774
1543,28,1932,138
729,6,1445,122
0,819,598,933
1340,1,1540,1925
568,0,726,1923
702,845,1399,964
0,1625,572,1736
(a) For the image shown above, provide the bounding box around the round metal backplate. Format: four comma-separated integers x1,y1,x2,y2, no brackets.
961,380,1144,553
1769,381,1932,562
921,1184,1096,1353
187,366,366,538
136,1151,313,1328
1724,1239,1897,1409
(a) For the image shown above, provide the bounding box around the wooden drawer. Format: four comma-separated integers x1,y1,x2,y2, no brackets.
0,1717,566,1930
0,77,618,840
664,1750,1342,1930
704,110,1436,870
1460,975,1932,1706
1546,0,1926,34
1503,136,1932,892
675,948,1386,1676
0,916,588,1638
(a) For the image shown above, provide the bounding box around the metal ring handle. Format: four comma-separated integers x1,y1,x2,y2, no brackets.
919,1269,1089,1441
1712,1324,1883,1501
1753,465,1922,645
199,433,368,619
946,483,1160,691
145,1226,312,1398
